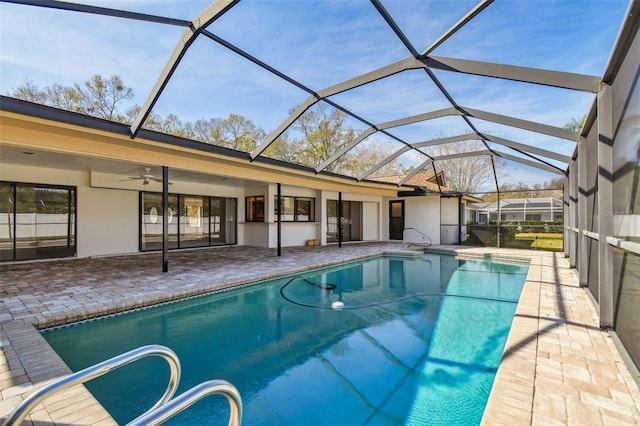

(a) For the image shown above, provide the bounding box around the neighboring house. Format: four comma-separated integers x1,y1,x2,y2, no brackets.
467,197,564,223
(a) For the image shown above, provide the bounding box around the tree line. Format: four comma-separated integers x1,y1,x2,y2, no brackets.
9,74,407,177
9,74,571,196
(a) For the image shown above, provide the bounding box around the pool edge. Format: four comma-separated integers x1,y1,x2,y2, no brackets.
3,245,639,425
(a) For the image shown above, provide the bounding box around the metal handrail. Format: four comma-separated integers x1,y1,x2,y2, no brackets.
5,344,181,426
403,227,432,248
128,379,243,426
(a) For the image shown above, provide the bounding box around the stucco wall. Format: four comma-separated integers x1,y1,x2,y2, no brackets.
78,186,138,257
1,163,436,255
1,164,140,258
402,196,441,245
277,223,319,247
362,202,379,241
440,198,459,224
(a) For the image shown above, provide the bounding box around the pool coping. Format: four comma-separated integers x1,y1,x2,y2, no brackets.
1,245,639,425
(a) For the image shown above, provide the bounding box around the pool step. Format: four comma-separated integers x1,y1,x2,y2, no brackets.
404,243,432,251
4,345,242,426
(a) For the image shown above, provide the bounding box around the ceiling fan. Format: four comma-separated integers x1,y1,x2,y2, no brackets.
122,167,171,185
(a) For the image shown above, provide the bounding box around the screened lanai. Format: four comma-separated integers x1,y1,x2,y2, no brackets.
1,0,639,376
0,0,622,190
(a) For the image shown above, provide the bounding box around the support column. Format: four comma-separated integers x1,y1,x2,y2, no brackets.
277,183,282,257
577,136,588,287
162,166,169,273
338,192,343,248
597,83,614,328
458,196,463,245
568,160,578,267
496,193,501,248
563,173,570,258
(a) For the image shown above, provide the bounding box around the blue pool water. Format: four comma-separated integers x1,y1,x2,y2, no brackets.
42,253,529,425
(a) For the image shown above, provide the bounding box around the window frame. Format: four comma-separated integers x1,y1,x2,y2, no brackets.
140,191,237,252
274,196,315,222
245,195,265,222
1,181,77,262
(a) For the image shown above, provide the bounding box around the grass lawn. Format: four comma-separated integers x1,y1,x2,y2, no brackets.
514,232,563,251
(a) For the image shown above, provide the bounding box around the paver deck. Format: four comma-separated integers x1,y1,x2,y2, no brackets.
1,243,639,425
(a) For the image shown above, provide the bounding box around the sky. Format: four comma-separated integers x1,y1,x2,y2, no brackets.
0,0,631,190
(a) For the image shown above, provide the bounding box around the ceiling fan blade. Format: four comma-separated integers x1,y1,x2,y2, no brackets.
150,177,173,184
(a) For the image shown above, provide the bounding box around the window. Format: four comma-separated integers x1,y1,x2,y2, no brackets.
274,196,315,222
1,182,76,262
246,196,265,222
141,192,178,251
180,196,209,248
141,192,236,251
211,197,236,244
326,200,362,242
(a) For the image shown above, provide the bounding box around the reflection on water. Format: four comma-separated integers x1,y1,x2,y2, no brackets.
43,254,528,425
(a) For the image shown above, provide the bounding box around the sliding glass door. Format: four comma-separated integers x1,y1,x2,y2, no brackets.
1,182,76,262
326,200,362,243
141,192,236,251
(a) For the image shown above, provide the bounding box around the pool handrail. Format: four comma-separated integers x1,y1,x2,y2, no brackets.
127,379,243,426
4,344,181,426
403,227,432,248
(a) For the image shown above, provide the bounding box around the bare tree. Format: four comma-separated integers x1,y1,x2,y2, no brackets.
155,114,194,139
427,138,502,193
193,117,223,144
77,74,133,121
9,78,47,104
192,114,265,152
10,74,133,122
219,113,265,152
339,140,406,178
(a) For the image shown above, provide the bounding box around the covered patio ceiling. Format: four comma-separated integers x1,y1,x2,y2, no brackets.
1,0,633,194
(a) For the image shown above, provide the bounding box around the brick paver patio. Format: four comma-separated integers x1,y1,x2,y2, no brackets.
1,243,639,425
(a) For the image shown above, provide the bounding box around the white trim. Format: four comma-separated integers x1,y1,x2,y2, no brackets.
606,236,640,256
583,230,599,240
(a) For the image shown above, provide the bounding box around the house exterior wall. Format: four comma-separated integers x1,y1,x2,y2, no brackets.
1,163,140,257
1,158,446,257
322,191,384,245
362,202,379,241
266,185,322,248
0,108,446,259
402,196,441,245
80,186,139,257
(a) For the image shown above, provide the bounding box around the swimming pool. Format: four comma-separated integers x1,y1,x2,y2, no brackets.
42,252,529,425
